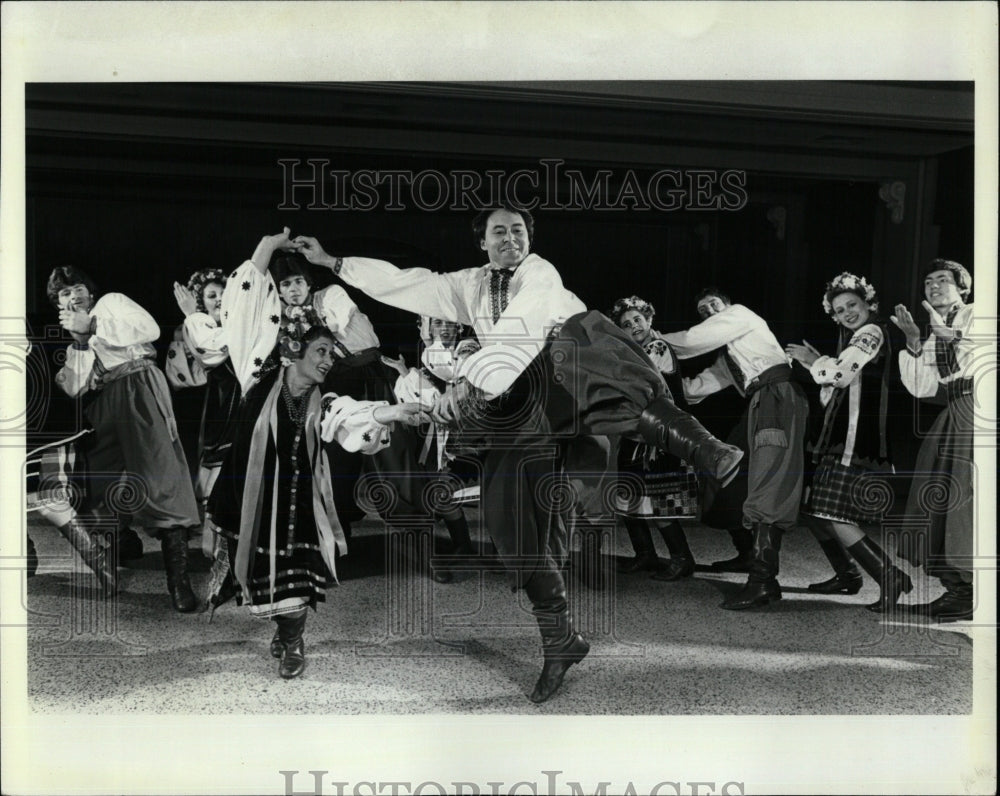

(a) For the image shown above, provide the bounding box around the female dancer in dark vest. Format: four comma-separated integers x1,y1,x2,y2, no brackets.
787,272,912,612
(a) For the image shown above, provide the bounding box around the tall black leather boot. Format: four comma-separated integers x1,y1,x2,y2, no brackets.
721,523,783,610
637,395,743,485
160,527,198,613
617,518,659,573
711,527,754,572
524,571,589,704
846,536,913,613
274,609,308,678
56,517,117,593
650,520,695,582
808,538,863,595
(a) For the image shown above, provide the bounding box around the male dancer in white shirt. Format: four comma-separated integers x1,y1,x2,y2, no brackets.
49,266,202,612
890,259,976,622
293,206,742,702
663,288,810,611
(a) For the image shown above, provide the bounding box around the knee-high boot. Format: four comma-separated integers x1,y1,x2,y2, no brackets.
524,571,589,704
274,609,308,679
56,517,117,593
722,523,782,610
637,395,743,485
650,521,695,582
846,536,913,613
160,527,198,613
711,527,754,572
808,538,863,595
617,518,659,573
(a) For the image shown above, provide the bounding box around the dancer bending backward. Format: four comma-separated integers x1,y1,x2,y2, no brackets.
292,206,742,703
388,316,481,577
609,296,701,582
890,259,976,623
663,288,809,611
265,251,426,539
49,266,201,611
786,273,912,612
208,229,428,678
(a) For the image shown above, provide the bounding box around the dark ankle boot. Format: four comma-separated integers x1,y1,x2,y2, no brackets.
846,536,912,613
722,524,783,610
711,527,754,572
57,517,117,593
650,521,695,582
617,518,659,573
909,580,973,622
637,395,743,485
275,610,308,678
808,538,863,595
524,572,589,704
160,528,198,613
26,535,39,577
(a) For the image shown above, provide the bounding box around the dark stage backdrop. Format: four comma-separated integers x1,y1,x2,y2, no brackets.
24,86,973,477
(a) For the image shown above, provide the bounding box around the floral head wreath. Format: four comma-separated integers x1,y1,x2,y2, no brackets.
185,268,228,314
278,303,325,367
609,295,655,326
822,272,878,321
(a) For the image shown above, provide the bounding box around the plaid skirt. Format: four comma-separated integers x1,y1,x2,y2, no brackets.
615,440,699,519
802,455,893,526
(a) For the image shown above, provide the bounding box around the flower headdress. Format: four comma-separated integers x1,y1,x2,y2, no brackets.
609,295,655,326
822,272,878,320
278,302,324,366
185,268,228,314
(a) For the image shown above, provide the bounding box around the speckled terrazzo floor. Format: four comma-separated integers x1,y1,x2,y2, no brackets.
21,515,973,715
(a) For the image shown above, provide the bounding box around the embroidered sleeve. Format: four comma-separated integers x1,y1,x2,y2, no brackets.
810,324,883,389
319,394,392,453
182,312,229,368
221,260,282,392
165,326,207,389
644,336,677,375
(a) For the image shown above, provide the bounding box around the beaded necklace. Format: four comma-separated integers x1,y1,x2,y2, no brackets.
280,381,311,545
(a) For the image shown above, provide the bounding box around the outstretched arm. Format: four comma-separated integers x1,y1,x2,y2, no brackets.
293,235,467,323
661,306,753,359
